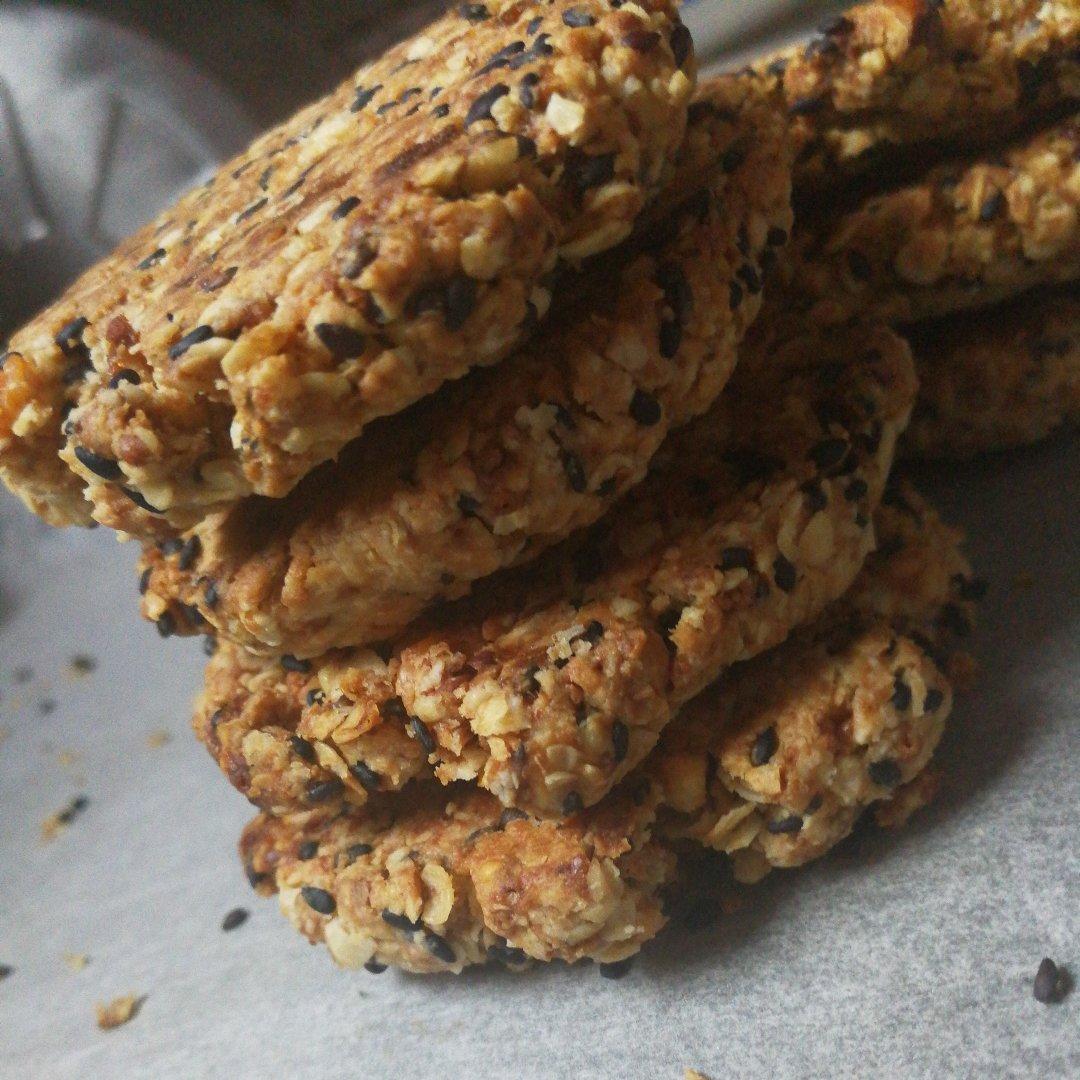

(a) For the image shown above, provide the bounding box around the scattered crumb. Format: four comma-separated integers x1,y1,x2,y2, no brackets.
69,655,97,676
0,964,12,981
1033,958,1071,1004
41,795,89,841
146,730,172,749
221,907,250,932
39,700,57,716
1014,571,1035,590
63,952,90,972
57,749,82,767
686,1070,713,1080
96,994,144,1030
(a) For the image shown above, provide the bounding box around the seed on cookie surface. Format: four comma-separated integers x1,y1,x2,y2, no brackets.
300,887,336,916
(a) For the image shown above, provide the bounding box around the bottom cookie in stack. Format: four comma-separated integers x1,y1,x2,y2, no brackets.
239,485,979,975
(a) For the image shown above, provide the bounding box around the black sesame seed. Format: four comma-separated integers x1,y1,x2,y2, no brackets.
444,275,478,331
978,189,1006,222
801,480,828,513
306,778,344,803
236,197,267,223
203,636,218,657
736,263,762,294
281,654,311,674
0,965,12,981
562,791,584,816
410,717,437,756
670,23,693,67
720,547,753,572
346,843,373,861
305,688,326,708
579,620,604,646
300,886,336,915
289,735,318,764
168,325,214,360
465,83,509,127
56,795,89,825
789,95,825,116
810,438,850,471
767,814,803,835
432,103,451,119
381,909,420,933
488,942,528,966
55,317,89,355
565,150,617,194
844,478,869,502
314,323,366,360
137,248,166,271
767,226,790,247
459,3,489,21
561,449,588,493
563,8,596,28
159,538,183,556
349,760,381,793
806,795,824,814
351,84,382,113
729,281,744,309
750,726,779,767
156,612,177,638
773,555,797,593
1033,958,1069,1004
630,386,660,423
108,368,140,389
332,196,361,221
297,840,319,860
519,71,541,108
891,675,913,711
526,16,543,35
659,318,682,359
923,688,945,713
611,721,630,765
138,567,153,595
73,446,123,482
177,536,201,572
221,907,249,932
599,958,634,979
622,28,660,51
424,931,457,965
868,758,902,787
204,582,220,608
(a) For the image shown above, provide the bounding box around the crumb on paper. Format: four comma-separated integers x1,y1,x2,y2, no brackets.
146,730,172,749
686,1070,713,1080
96,994,144,1030
57,749,82,767
41,795,89,841
69,655,97,677
63,952,90,972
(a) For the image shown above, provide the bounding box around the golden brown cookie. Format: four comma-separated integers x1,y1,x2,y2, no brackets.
784,114,1080,325
903,286,1080,458
193,314,917,821
0,0,694,535
138,77,795,657
765,0,1079,184
239,486,976,974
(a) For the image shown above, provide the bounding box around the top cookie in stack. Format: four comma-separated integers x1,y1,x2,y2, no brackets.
0,0,694,536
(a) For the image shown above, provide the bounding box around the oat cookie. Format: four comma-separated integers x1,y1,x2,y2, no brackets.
193,315,917,820
239,488,975,974
139,78,795,657
766,0,1079,182
0,0,694,535
903,286,1080,458
785,114,1080,325
655,484,979,883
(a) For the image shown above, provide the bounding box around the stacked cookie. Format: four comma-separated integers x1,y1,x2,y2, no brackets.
2,0,1072,977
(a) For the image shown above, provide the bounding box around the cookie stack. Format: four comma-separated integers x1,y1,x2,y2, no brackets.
0,0,1071,977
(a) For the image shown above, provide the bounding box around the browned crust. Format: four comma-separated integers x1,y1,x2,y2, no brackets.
138,76,795,656
0,0,694,535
